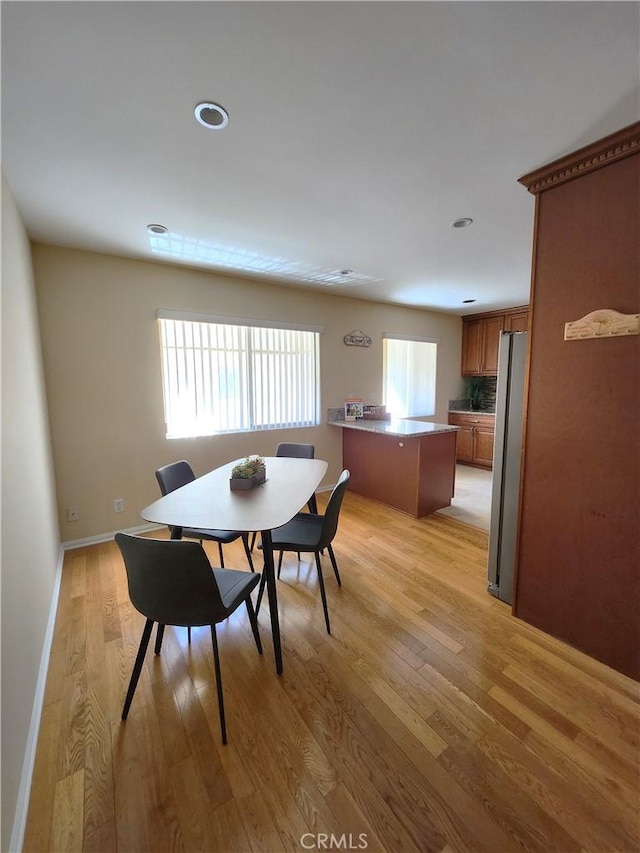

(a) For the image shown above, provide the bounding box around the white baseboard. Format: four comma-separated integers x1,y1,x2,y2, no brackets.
8,544,64,853
62,522,164,551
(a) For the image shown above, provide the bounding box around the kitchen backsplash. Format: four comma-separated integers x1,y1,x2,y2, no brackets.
327,405,387,422
328,407,347,422
449,377,497,412
330,379,499,422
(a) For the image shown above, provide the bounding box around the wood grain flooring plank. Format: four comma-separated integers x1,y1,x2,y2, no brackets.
168,755,219,852
102,637,127,723
82,818,116,853
42,646,68,707
50,769,85,853
110,717,151,853
324,782,387,853
64,593,87,678
83,548,107,679
207,798,254,853
127,664,186,852
22,699,63,853
235,790,292,853
97,541,122,644
197,681,257,801
57,670,89,781
82,676,115,836
171,658,234,812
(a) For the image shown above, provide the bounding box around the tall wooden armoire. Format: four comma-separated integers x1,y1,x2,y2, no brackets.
515,123,640,681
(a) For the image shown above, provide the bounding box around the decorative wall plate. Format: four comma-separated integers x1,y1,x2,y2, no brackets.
564,309,640,341
344,329,372,347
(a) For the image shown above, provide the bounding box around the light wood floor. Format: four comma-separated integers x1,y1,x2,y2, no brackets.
24,491,639,852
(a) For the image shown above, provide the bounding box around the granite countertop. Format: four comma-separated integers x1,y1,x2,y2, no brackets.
329,418,459,438
448,409,496,416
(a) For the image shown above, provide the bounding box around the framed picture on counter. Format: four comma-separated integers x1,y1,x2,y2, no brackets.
345,399,363,420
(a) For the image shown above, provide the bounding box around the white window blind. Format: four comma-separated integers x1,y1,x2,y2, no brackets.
158,314,321,438
382,334,438,418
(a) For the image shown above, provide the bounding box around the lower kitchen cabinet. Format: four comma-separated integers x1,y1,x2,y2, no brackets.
448,412,495,469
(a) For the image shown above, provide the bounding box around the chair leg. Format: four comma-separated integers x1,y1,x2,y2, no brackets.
308,494,318,514
210,625,227,744
314,553,331,635
245,598,263,654
277,550,284,578
242,533,255,572
187,627,191,643
250,531,258,551
327,544,342,587
123,618,154,720
154,623,165,655
218,542,225,568
256,569,267,615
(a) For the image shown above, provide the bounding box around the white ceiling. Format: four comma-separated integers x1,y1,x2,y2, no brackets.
2,1,638,315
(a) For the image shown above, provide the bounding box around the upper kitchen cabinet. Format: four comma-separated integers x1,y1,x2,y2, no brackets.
504,310,529,333
461,307,529,375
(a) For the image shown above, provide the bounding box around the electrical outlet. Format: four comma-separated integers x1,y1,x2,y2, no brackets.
113,498,125,513
67,507,79,522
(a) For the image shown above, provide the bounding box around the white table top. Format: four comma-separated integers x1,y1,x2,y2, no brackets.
141,456,328,533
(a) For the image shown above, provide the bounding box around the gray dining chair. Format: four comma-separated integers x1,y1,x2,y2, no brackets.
115,533,262,744
256,469,350,635
155,460,255,572
250,442,318,552
274,443,319,513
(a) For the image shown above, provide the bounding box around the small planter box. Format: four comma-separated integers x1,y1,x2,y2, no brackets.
230,469,266,491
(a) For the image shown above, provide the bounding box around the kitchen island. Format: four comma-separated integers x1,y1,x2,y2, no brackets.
330,418,459,518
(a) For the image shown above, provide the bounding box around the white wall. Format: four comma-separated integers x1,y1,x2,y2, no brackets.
1,177,61,849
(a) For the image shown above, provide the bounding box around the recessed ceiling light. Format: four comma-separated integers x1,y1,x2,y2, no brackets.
462,299,476,304
451,218,473,228
147,223,168,234
194,102,229,130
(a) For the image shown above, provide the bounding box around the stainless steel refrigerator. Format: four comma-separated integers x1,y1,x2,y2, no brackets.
487,331,527,604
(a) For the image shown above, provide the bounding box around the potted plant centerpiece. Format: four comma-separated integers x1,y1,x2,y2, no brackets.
230,455,266,490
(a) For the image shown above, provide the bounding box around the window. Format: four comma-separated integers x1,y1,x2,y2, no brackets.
382,334,438,418
158,311,321,438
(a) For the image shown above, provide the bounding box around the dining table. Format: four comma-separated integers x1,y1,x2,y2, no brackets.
140,455,328,674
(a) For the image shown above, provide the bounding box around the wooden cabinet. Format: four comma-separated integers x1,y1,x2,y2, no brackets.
461,306,529,375
341,427,457,518
461,319,482,375
480,316,504,374
504,310,529,332
448,413,495,469
515,122,640,680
